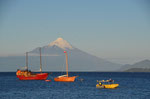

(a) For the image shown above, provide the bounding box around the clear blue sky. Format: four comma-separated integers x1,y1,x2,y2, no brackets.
0,0,150,64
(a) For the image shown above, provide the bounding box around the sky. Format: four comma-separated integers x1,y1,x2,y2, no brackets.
0,0,150,64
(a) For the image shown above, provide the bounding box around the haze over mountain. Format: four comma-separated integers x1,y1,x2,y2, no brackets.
28,38,121,71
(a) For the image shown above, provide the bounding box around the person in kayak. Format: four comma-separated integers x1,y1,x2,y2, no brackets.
99,82,102,86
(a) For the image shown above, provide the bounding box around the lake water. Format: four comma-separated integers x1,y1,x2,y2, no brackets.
0,72,150,99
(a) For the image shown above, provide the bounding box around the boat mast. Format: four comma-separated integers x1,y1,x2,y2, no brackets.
40,47,42,73
64,51,68,77
26,52,28,70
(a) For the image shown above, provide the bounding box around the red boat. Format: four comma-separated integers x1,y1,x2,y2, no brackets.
16,48,49,80
54,75,77,82
16,72,48,80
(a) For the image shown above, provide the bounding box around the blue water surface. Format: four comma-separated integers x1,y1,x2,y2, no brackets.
0,72,150,99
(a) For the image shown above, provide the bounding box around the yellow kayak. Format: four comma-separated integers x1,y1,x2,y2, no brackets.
96,84,119,89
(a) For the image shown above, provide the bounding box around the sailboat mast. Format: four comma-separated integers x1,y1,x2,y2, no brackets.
40,47,42,73
64,51,68,77
26,52,28,70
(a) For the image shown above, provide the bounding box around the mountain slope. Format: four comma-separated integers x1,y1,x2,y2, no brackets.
119,60,150,71
124,68,150,72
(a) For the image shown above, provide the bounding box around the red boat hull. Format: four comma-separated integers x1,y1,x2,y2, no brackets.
17,73,48,80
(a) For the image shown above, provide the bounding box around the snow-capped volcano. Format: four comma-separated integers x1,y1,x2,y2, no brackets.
48,38,73,50
28,37,121,71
